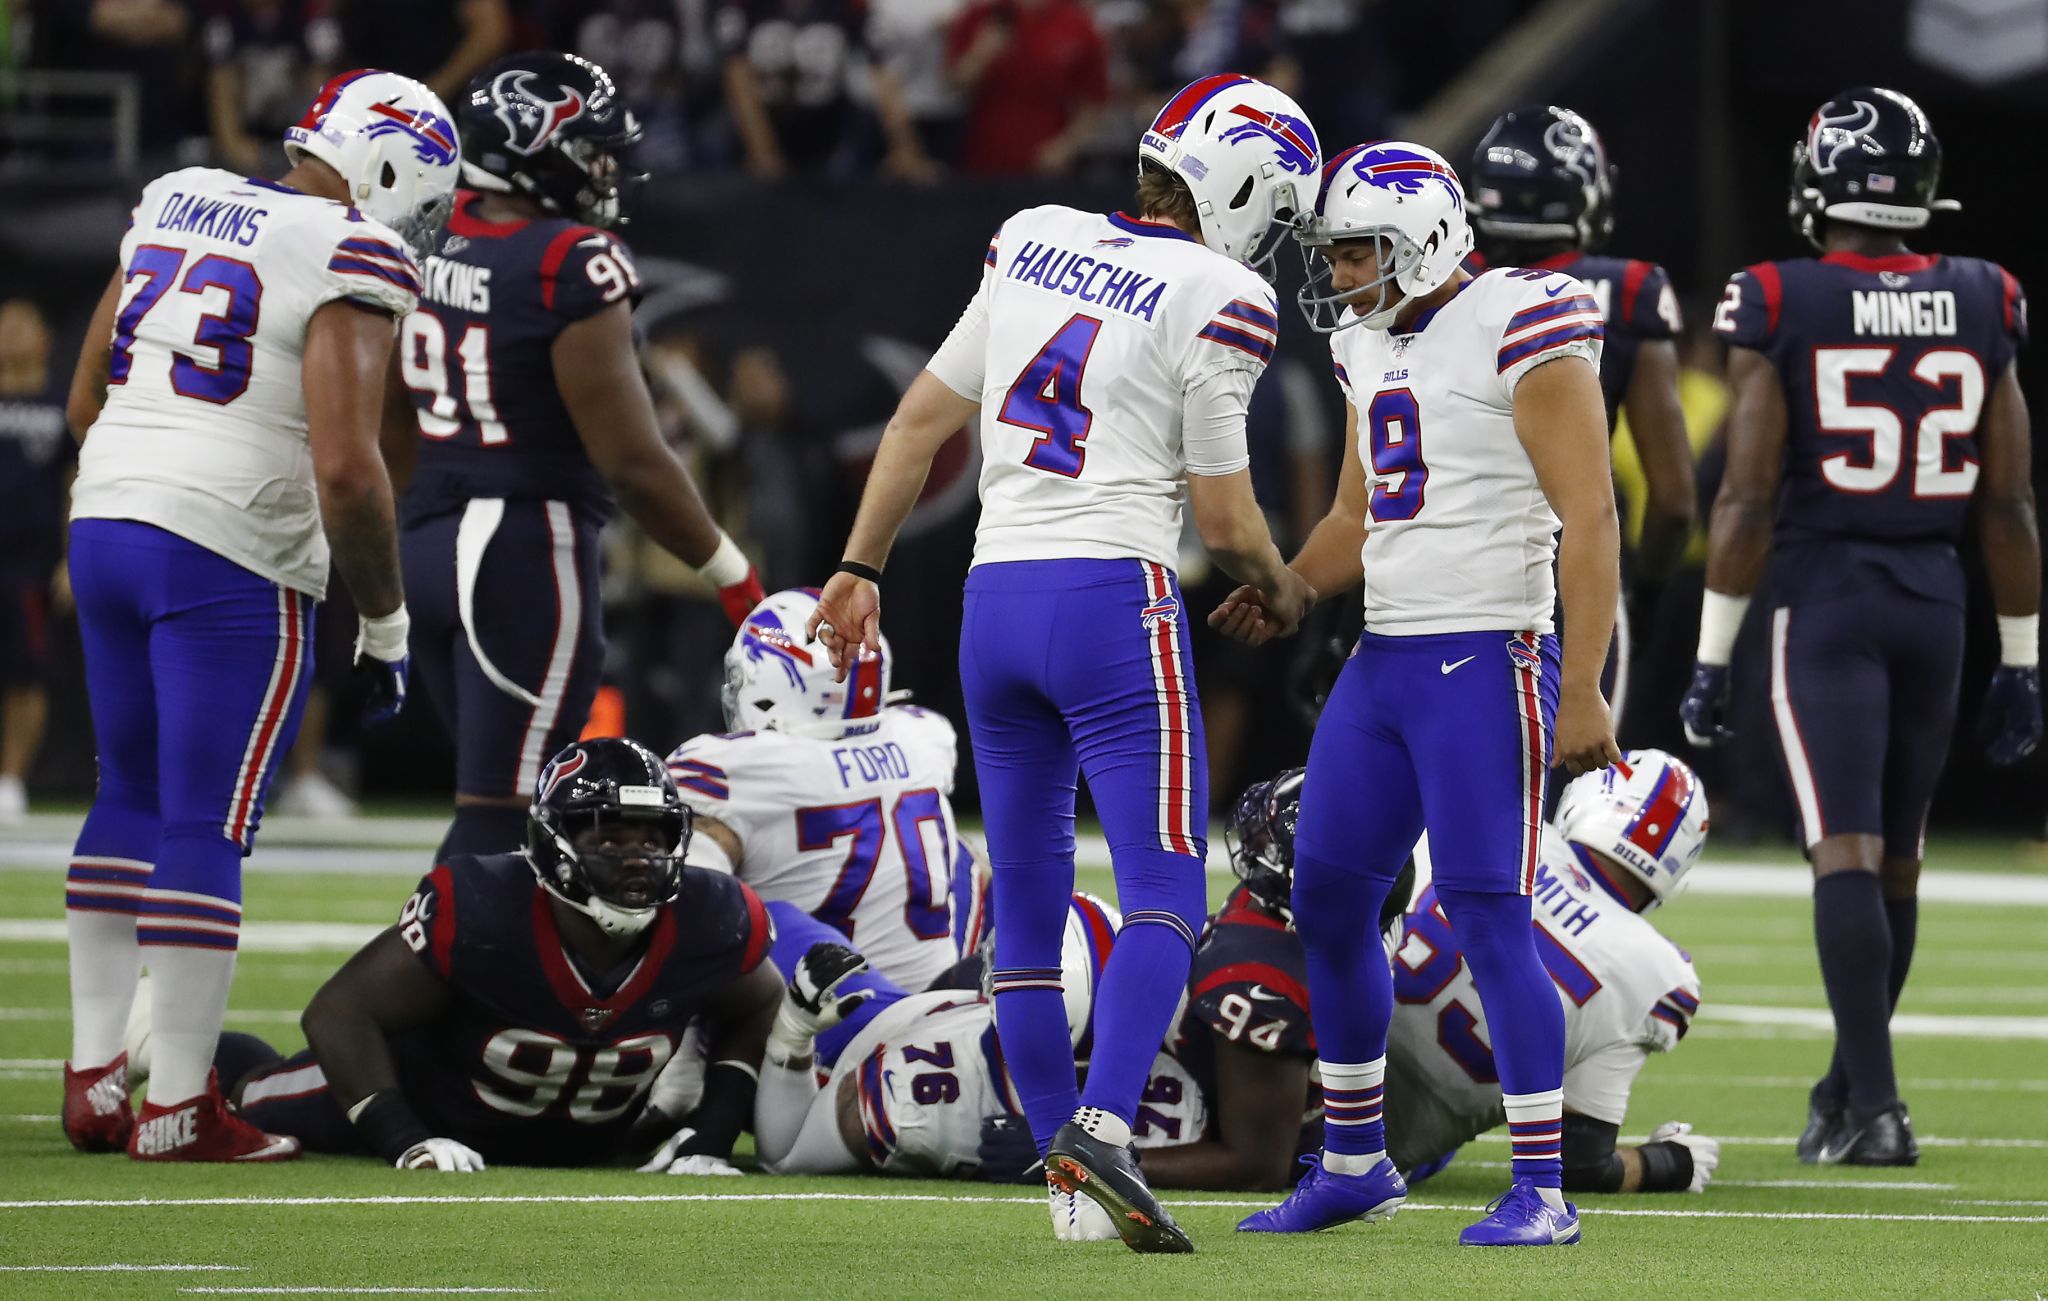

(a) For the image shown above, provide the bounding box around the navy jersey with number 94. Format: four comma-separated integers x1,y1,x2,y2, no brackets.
398,190,644,526
1711,249,2027,603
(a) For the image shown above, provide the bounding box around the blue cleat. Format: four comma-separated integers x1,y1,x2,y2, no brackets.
1402,1147,1459,1187
1458,1180,1581,1247
1236,1154,1406,1233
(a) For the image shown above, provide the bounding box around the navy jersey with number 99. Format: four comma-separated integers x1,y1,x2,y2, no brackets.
398,190,643,526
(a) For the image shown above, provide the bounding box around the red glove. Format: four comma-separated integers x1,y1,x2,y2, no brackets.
718,567,767,627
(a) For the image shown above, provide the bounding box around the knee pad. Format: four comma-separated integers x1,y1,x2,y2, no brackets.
150,822,245,904
1292,852,1395,951
1106,847,1205,945
990,861,1073,970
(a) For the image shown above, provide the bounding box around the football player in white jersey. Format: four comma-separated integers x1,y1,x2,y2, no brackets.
666,589,976,992
1228,142,1621,1247
1389,750,1718,1195
58,70,458,1162
808,74,1322,1253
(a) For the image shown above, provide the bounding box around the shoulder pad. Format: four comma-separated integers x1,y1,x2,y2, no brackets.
1187,921,1314,1056
537,224,641,319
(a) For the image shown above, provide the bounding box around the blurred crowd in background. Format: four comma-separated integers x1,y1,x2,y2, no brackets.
2,0,2041,847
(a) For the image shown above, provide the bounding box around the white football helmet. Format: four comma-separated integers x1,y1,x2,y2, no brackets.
1555,749,1710,912
284,68,461,256
723,589,890,740
1297,141,1474,333
1138,75,1321,269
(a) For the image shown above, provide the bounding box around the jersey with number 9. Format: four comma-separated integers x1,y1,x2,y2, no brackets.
397,190,645,529
1710,250,2025,605
71,166,421,599
925,204,1282,570
391,852,770,1166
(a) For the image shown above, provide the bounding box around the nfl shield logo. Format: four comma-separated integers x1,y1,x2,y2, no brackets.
579,1007,616,1033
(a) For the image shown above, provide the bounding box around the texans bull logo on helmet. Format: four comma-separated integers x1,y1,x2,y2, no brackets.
1806,99,1881,176
489,68,588,156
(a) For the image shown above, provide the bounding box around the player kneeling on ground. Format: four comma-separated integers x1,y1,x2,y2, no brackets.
1388,750,1718,1195
134,739,780,1171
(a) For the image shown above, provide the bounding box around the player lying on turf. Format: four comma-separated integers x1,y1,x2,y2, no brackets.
1134,760,1717,1195
666,588,989,994
131,738,781,1172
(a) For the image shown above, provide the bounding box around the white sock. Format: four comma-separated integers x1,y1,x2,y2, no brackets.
67,909,141,1067
143,945,237,1105
1503,1086,1568,1211
1073,1106,1131,1148
1318,1056,1387,1174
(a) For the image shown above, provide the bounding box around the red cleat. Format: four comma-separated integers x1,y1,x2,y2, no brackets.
127,1071,300,1163
63,1053,135,1153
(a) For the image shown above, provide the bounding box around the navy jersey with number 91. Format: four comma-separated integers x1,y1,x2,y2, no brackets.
398,190,644,526
1711,249,2026,602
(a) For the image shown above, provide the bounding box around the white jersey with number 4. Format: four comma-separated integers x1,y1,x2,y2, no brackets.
1329,267,1604,636
665,706,964,990
72,166,421,598
1385,826,1700,1171
925,204,1280,570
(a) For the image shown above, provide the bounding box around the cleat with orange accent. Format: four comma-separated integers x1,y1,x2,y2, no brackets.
62,1054,135,1153
128,1071,300,1162
1045,1122,1192,1254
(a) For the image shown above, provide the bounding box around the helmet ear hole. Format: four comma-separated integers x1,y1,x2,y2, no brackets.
1229,176,1254,210
381,161,396,189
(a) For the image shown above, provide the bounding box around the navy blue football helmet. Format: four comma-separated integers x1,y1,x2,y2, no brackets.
1467,105,1616,255
460,51,645,227
527,737,690,936
1227,768,1416,935
1789,86,1959,250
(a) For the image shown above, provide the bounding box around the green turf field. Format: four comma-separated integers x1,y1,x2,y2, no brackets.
3,830,2046,1300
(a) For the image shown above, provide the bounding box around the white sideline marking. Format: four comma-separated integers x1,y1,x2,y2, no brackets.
0,1265,245,1273
2,1114,61,1123
1706,1004,2048,1040
0,921,378,952
1470,1132,2048,1150
0,1007,304,1024
1652,1073,2048,1094
181,1290,541,1296
1709,984,2048,1007
1952,1200,2048,1207
1,1191,2045,1225
1453,1162,1950,1189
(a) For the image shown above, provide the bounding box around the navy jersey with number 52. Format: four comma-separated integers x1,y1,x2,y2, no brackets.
392,852,770,1166
1711,249,2027,603
398,190,644,527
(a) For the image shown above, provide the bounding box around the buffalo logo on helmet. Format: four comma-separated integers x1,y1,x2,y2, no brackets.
739,611,816,691
1217,104,1319,177
362,100,459,166
490,69,587,156
1351,147,1465,212
1807,99,1881,176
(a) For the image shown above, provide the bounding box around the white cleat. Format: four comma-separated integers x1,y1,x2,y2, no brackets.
1049,1186,1120,1242
124,972,153,1087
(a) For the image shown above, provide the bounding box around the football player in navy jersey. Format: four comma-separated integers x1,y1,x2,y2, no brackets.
388,52,765,862
1683,88,2040,1165
1467,106,1697,728
202,738,780,1171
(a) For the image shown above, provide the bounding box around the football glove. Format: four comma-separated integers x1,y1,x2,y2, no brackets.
397,1137,486,1172
717,569,768,629
637,1126,746,1176
974,1114,1043,1184
354,608,411,728
1976,666,2042,767
1648,1121,1719,1192
766,942,871,1067
1678,662,1732,748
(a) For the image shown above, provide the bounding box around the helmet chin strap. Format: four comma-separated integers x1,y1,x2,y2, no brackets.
531,837,663,939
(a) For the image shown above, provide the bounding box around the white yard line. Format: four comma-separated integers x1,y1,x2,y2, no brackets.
0,1265,245,1273
1650,1073,2048,1094
1447,1162,1950,1190
0,1008,304,1024
1,1191,2045,1225
1470,1132,2048,1150
181,1290,541,1296
1704,1004,2048,1040
0,921,378,952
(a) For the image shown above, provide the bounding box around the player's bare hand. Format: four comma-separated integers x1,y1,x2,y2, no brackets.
807,572,880,682
1261,568,1317,637
1553,681,1621,775
1208,584,1275,644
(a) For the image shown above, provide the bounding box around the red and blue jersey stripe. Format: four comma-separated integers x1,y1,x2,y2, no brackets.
667,757,729,801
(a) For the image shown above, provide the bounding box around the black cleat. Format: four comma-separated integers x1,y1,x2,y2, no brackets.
1796,1087,1845,1165
1045,1122,1193,1254
1817,1101,1919,1167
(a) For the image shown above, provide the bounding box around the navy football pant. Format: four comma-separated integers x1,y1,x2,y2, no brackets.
404,499,604,806
233,1048,362,1154
1293,630,1565,1173
1767,591,1964,857
962,559,1207,1153
66,520,315,943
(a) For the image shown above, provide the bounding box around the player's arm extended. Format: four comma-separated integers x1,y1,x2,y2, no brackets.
1287,399,1369,599
1516,355,1622,773
1975,364,2041,622
64,271,123,439
306,300,407,619
1622,340,1697,580
1135,1034,1308,1192
300,925,455,1161
555,302,753,589
1562,1112,1714,1194
1701,346,1786,605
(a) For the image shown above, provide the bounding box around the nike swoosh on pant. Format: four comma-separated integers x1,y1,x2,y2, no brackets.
1441,656,1477,674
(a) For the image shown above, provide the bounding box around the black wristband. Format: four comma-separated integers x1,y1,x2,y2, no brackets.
673,1061,759,1162
350,1090,433,1164
1635,1139,1696,1192
836,560,883,585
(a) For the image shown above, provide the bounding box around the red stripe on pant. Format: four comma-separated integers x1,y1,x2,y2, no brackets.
1142,562,1195,856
